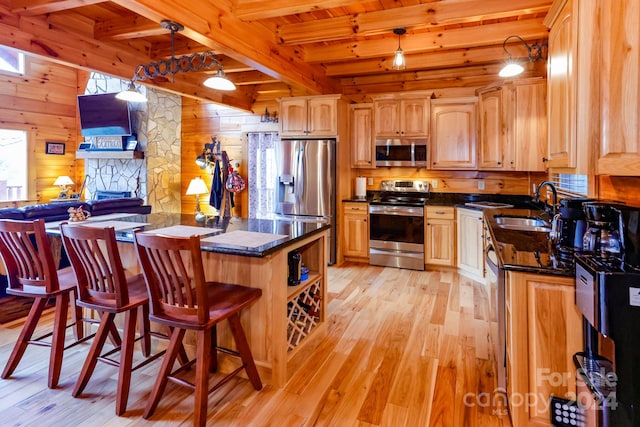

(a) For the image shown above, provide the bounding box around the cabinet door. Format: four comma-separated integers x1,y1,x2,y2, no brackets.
456,208,484,279
343,203,369,258
431,100,478,169
350,104,374,168
513,81,548,171
426,218,455,266
478,88,507,170
401,98,429,137
506,272,582,426
307,97,337,136
280,98,308,137
374,100,401,137
547,0,576,168
598,0,640,175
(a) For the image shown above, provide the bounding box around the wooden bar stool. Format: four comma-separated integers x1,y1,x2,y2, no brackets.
60,223,165,416
133,231,263,427
0,218,86,389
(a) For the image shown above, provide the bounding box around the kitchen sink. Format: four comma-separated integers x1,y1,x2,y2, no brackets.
494,215,551,232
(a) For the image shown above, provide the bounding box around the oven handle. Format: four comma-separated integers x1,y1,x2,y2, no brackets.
368,205,423,216
485,243,499,276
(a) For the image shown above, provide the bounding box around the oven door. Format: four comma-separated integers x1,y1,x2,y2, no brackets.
369,205,425,270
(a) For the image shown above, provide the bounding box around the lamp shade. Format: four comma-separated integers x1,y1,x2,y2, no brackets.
116,81,147,103
203,69,236,91
499,60,525,78
186,177,209,195
53,176,74,187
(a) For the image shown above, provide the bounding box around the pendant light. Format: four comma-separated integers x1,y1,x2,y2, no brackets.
392,28,407,71
498,35,547,78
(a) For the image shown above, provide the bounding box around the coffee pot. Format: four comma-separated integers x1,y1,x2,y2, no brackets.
551,198,594,253
582,202,625,257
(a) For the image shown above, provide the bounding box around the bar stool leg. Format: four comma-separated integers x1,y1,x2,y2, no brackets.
49,293,70,388
73,312,114,397
195,328,212,427
115,309,137,415
1,298,47,380
228,313,262,390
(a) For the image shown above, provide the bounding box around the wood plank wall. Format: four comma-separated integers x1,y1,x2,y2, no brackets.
180,98,278,218
0,56,79,206
598,176,640,207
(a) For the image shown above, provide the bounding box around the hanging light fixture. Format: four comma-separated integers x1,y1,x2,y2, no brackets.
392,27,407,71
499,35,547,78
116,20,235,102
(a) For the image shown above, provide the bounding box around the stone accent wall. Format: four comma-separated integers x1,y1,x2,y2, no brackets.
82,73,181,212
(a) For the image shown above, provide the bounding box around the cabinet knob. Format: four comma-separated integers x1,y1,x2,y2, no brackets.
497,162,501,165
542,157,548,162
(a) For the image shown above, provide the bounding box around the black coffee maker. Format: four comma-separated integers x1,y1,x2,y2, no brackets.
582,202,625,257
552,198,594,254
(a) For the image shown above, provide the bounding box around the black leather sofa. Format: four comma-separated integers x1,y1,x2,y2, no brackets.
0,198,151,296
0,197,151,222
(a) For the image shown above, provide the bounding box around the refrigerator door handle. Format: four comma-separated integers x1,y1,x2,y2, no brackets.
296,144,305,205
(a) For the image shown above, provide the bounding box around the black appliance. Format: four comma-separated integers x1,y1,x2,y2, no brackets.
574,203,640,427
582,202,625,258
77,93,132,137
368,180,429,270
288,249,302,286
553,198,595,254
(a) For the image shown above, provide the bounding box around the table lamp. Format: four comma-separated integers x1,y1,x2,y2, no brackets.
53,175,74,198
186,177,209,221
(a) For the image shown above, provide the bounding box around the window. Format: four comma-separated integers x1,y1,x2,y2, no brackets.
0,129,28,201
550,173,589,197
0,46,25,74
247,132,278,218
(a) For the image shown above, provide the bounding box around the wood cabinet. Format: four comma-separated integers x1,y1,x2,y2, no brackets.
350,104,374,168
342,202,369,260
372,95,429,138
478,86,506,170
544,0,599,173
430,97,478,170
456,208,484,281
280,95,343,137
505,271,582,426
425,206,455,267
478,79,548,172
597,0,640,175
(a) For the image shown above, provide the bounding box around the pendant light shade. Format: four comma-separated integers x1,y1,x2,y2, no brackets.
203,68,236,91
115,81,147,103
392,27,407,71
498,35,547,78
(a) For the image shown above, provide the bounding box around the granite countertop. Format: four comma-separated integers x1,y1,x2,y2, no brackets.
344,192,544,209
483,208,575,277
47,213,330,258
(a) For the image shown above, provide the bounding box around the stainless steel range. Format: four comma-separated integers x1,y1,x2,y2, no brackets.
368,180,429,270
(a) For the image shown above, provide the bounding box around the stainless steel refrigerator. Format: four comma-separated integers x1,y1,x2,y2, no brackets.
275,139,336,264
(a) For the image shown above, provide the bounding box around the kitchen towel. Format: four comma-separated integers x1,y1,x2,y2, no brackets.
355,176,367,199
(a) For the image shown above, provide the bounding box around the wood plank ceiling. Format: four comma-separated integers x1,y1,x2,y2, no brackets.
1,0,552,112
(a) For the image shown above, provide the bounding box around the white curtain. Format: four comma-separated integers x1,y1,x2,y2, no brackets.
247,132,278,218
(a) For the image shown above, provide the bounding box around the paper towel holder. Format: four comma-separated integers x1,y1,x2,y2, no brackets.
355,176,367,200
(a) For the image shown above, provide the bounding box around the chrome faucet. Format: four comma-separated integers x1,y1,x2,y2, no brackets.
534,181,558,217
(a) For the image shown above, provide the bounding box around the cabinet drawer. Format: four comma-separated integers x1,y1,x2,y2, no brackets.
426,206,454,219
344,202,368,213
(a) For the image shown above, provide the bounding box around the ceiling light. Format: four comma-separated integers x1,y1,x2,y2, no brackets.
116,20,235,103
203,68,236,91
115,81,147,103
499,35,547,78
392,27,407,71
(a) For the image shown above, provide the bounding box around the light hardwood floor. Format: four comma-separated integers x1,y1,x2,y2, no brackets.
0,263,511,426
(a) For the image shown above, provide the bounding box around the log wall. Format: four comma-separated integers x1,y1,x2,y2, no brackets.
0,55,79,206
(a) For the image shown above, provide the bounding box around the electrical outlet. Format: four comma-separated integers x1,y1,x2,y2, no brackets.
431,179,438,189
478,180,485,190
367,177,373,186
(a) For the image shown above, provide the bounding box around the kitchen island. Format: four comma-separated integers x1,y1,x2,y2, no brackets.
47,213,330,387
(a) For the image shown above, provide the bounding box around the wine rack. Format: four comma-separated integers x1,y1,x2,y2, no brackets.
287,278,322,351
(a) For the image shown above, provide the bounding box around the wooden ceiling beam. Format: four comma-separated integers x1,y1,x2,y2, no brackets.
0,4,254,110
94,15,166,40
278,0,552,44
216,70,279,85
305,18,548,63
11,0,109,16
324,44,534,76
111,0,340,95
233,0,365,21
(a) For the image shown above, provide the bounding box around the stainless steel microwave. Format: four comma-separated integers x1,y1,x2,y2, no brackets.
375,138,428,167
